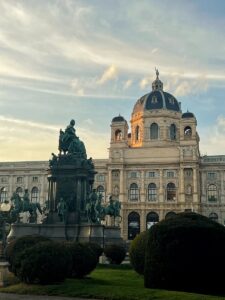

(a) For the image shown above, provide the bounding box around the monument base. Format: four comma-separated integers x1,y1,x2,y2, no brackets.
7,223,123,247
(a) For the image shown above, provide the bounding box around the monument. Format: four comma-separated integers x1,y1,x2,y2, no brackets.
8,120,122,246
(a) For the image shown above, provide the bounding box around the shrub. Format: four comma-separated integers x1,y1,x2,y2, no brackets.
5,235,50,275
144,212,225,294
66,242,98,278
18,241,71,284
129,231,148,275
84,242,103,259
104,244,126,265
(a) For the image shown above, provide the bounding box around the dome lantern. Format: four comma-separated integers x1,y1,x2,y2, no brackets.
152,68,163,91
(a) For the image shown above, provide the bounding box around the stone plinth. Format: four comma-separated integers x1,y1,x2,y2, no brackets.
8,223,123,247
0,261,9,287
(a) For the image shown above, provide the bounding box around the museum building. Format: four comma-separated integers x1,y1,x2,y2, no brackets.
0,73,225,241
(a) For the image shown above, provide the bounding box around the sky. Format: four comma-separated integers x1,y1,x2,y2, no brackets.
0,0,225,161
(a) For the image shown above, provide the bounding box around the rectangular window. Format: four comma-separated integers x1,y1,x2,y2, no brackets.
16,177,23,183
96,174,105,181
207,172,216,180
32,176,38,183
0,177,8,183
167,171,174,178
148,172,155,178
130,172,137,178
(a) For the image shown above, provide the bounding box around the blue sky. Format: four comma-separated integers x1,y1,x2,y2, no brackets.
0,0,225,160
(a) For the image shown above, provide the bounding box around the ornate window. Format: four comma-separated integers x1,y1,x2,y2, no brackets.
96,174,105,182
208,184,217,202
151,95,158,104
167,171,175,178
165,211,176,220
128,212,140,240
0,177,8,183
148,171,155,178
97,185,105,201
0,187,8,202
16,187,23,197
146,212,159,229
31,187,39,203
129,183,139,201
115,129,122,141
184,126,192,137
167,182,176,201
150,123,158,139
135,126,140,141
209,212,218,222
170,124,176,140
147,183,157,201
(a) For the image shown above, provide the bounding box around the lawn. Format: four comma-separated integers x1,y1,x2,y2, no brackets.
1,265,225,300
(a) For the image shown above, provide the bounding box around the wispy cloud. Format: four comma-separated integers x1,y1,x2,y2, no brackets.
97,65,118,85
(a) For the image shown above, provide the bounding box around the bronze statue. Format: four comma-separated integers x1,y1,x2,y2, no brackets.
57,198,67,222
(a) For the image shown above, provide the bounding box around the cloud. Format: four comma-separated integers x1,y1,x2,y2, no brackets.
139,77,152,90
123,79,133,90
200,116,225,155
97,65,118,85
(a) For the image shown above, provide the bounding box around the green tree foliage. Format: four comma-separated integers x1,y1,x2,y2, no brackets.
104,244,126,265
144,212,225,294
129,231,148,275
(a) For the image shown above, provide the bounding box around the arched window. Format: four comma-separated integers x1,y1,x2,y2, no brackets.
170,124,176,140
147,183,157,201
208,184,217,202
135,126,140,141
165,211,176,220
16,187,23,198
115,129,122,141
146,212,159,229
129,183,139,201
150,123,158,139
31,187,39,203
209,212,218,222
97,185,105,201
128,212,140,240
184,126,192,137
167,182,176,201
0,187,8,202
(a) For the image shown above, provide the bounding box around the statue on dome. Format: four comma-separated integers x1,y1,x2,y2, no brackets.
155,67,159,79
58,119,87,158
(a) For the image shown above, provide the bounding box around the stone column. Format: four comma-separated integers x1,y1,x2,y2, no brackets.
159,170,164,202
193,168,198,203
107,169,112,198
140,170,145,202
221,171,224,203
119,168,124,202
179,168,185,202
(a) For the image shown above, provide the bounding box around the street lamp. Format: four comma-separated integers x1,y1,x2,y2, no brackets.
0,200,11,286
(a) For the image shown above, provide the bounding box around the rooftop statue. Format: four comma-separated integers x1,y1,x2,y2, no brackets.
58,119,87,158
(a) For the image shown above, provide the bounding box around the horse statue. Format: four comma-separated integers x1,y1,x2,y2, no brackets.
104,196,122,223
11,190,42,223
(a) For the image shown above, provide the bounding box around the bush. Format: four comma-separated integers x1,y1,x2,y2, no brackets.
5,235,51,275
129,231,148,275
18,241,71,284
104,244,126,265
144,212,225,294
84,242,103,259
66,242,98,278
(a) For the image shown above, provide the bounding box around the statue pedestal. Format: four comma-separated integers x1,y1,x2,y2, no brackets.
0,261,9,287
7,223,123,247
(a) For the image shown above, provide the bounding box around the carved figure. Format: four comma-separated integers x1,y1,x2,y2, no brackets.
58,119,87,158
57,198,68,222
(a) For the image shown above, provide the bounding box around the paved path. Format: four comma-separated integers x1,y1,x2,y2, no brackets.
0,293,98,300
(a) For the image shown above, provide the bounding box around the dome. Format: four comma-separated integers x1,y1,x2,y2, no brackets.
133,70,181,114
112,115,125,122
182,112,195,118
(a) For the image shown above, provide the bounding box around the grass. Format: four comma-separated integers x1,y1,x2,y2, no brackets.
1,264,225,300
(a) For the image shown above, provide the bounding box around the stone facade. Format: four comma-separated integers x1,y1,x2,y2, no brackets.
0,74,225,241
